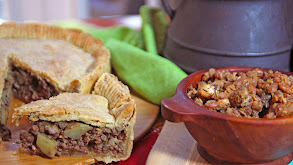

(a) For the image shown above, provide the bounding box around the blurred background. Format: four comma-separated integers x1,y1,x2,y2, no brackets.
0,0,163,22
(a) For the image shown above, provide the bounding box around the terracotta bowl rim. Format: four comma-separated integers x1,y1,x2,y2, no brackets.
175,66,293,124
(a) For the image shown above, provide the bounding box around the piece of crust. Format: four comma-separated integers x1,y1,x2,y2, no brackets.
0,56,10,105
0,57,13,126
0,22,111,94
94,73,136,126
0,57,13,141
12,93,115,128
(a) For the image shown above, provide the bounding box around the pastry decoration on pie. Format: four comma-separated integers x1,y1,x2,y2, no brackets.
0,23,110,141
13,73,136,163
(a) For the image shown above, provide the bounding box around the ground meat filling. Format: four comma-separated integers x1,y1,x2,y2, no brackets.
187,68,293,119
0,74,13,141
12,66,59,103
0,124,11,141
19,121,126,157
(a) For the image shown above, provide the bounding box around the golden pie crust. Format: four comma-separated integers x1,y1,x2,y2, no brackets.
13,73,136,163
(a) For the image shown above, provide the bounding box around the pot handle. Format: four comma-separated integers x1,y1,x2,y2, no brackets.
161,0,174,19
161,95,196,123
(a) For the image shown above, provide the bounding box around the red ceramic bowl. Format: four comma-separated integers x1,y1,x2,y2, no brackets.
161,66,293,164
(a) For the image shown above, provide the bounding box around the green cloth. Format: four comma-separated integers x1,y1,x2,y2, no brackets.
90,26,144,49
140,6,157,54
54,20,100,33
140,6,168,54
105,39,187,105
55,20,144,49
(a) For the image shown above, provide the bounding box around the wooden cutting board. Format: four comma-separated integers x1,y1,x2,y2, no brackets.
146,121,209,165
0,95,159,165
146,121,293,165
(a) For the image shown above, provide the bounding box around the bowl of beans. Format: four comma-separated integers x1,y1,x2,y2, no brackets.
161,66,293,164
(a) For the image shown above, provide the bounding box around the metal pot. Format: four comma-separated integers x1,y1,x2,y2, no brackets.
162,0,293,73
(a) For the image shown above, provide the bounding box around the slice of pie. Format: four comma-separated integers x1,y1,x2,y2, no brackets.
12,73,136,163
0,22,110,141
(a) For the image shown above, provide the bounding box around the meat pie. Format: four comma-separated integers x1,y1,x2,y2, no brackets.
0,22,110,141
